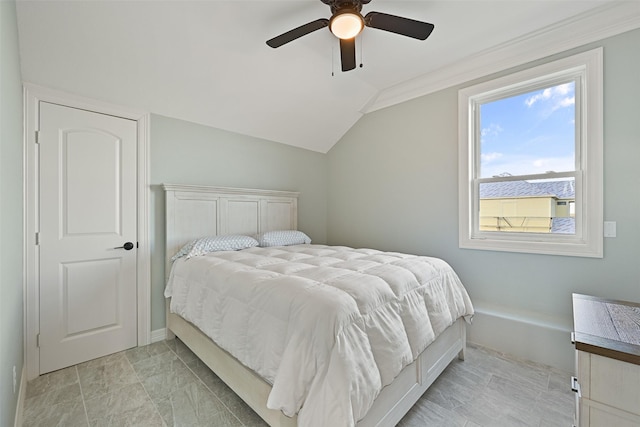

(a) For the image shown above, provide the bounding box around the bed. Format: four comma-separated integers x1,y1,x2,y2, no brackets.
163,184,474,427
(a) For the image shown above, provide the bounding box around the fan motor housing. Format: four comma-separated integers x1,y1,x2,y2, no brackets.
322,0,369,14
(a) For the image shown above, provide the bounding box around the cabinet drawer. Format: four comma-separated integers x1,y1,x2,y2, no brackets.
590,353,640,414
581,398,640,427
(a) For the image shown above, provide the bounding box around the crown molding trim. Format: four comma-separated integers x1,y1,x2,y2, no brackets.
362,1,640,113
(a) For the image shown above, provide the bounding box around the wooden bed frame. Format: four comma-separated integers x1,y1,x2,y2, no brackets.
164,184,467,427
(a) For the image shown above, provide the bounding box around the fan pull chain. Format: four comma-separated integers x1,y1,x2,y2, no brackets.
331,42,335,76
359,33,364,69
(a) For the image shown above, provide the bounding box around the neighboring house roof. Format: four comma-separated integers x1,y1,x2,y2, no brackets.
551,217,576,234
480,180,575,199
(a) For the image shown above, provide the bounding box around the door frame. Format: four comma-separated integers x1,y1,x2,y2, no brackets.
23,83,151,380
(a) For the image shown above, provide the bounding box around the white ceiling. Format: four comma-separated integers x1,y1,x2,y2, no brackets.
15,1,640,153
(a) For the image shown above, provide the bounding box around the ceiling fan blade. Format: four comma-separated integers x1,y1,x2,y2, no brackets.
364,11,434,40
340,38,356,72
266,19,329,48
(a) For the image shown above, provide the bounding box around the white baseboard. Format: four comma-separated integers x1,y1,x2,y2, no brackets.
150,328,167,343
467,304,575,373
14,366,26,427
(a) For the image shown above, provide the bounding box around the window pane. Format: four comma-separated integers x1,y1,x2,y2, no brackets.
478,177,575,234
459,48,602,256
479,82,576,178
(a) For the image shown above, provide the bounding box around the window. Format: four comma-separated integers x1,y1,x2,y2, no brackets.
458,48,603,257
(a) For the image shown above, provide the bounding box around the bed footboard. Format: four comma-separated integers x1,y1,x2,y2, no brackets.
166,301,466,427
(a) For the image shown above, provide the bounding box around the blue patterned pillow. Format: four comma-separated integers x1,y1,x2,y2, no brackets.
256,230,311,247
172,235,259,261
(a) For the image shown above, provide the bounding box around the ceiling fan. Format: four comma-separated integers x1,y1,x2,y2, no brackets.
266,0,435,72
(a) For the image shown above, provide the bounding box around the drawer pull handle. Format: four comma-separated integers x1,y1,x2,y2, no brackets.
571,376,581,398
570,332,575,344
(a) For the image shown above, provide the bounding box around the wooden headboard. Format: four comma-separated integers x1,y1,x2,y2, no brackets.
164,184,299,275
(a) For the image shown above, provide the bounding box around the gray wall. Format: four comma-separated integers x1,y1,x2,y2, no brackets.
327,29,640,371
5,12,638,420
149,114,328,331
0,1,24,424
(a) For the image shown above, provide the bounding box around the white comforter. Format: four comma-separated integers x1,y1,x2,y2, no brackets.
165,245,474,426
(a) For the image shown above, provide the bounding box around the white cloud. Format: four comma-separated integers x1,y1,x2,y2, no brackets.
481,123,503,141
481,152,503,163
557,96,575,108
555,83,572,95
480,154,574,178
525,88,552,107
525,83,574,111
531,156,575,172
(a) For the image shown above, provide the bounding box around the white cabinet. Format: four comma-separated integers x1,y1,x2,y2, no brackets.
572,294,640,427
575,350,640,426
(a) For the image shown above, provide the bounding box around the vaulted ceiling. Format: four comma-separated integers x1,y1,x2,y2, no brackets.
16,0,640,153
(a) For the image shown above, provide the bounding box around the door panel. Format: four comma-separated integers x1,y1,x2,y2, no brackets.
63,258,120,335
39,102,138,374
63,129,122,235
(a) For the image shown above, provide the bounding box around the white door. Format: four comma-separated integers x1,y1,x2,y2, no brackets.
39,102,138,374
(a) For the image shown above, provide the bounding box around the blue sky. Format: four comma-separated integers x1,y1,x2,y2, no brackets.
479,81,576,178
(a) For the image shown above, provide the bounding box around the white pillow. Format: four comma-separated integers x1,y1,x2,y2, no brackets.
256,230,311,247
171,234,259,261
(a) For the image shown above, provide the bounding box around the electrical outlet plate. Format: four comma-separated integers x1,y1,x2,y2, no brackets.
604,221,617,237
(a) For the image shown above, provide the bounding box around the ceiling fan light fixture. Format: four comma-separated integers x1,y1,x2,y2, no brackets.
266,0,436,73
330,10,364,39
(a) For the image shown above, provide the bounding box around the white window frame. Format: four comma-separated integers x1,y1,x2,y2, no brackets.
458,48,603,257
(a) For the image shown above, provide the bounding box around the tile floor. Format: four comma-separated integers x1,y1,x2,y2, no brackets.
22,340,575,427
